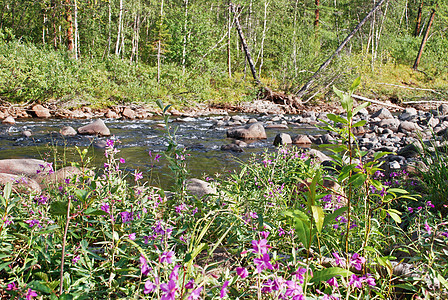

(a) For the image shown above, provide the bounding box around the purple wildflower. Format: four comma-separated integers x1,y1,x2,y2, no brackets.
160,280,177,300
129,233,136,240
332,252,344,267
254,253,274,273
284,280,304,300
169,265,180,280
160,251,175,264
408,207,413,213
72,255,80,264
220,281,229,298
259,231,270,239
349,274,363,288
144,280,157,294
6,282,17,290
327,277,338,287
251,239,270,255
120,211,133,223
261,279,274,293
350,253,366,271
140,255,151,276
188,287,203,300
236,267,248,279
185,279,194,289
424,221,432,234
119,158,126,163
362,273,376,286
134,170,143,182
26,289,38,300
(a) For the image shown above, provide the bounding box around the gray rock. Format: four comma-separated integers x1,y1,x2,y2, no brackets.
372,108,393,120
185,178,216,198
0,158,51,178
389,160,401,169
399,121,422,132
122,107,136,119
226,122,267,140
308,149,331,162
60,126,77,136
399,107,418,120
234,140,248,147
292,134,312,145
265,124,288,129
78,119,111,136
221,144,243,152
0,173,41,194
436,104,448,116
22,130,32,137
314,134,334,145
105,109,119,119
379,119,400,132
273,133,292,146
426,116,440,128
2,116,15,125
248,118,258,124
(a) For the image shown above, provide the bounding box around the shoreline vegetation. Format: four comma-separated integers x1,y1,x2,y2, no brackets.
1,84,448,299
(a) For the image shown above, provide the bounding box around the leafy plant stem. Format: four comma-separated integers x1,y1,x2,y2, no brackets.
59,196,72,295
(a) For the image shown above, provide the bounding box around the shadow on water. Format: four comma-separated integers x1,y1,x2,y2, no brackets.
0,115,325,190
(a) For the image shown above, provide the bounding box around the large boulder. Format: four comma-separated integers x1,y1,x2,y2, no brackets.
185,178,216,198
0,159,52,178
0,173,41,194
226,122,267,139
2,116,15,125
31,104,51,118
292,134,312,145
37,166,84,186
273,133,292,146
78,119,111,136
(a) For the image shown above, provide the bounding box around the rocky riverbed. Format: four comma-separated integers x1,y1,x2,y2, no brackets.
1,100,448,191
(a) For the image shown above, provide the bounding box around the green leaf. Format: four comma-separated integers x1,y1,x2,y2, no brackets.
156,99,164,110
437,272,448,291
392,283,418,292
311,206,324,233
373,151,392,160
350,76,361,93
294,218,311,249
387,188,409,195
28,280,53,294
3,182,11,201
341,93,353,113
310,267,353,283
75,189,89,202
84,208,108,216
163,104,172,114
352,120,366,127
327,113,348,125
387,209,402,224
49,201,69,216
353,101,370,116
347,173,367,188
323,207,348,228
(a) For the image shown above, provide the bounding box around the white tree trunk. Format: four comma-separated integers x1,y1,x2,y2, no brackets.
182,0,189,75
115,0,123,56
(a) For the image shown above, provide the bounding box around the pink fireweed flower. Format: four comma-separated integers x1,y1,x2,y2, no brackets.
220,281,229,298
72,255,80,264
350,253,366,271
26,289,38,300
169,265,180,280
327,277,338,287
188,286,203,300
160,280,177,300
284,280,304,299
254,253,274,273
278,227,286,236
140,255,151,276
261,279,274,293
349,274,363,288
119,158,125,164
6,282,18,290
160,251,175,264
362,273,376,286
236,267,248,278
259,231,270,239
332,252,344,267
144,280,157,294
129,233,136,240
424,221,432,234
252,239,270,255
185,279,194,289
100,203,110,213
134,170,143,182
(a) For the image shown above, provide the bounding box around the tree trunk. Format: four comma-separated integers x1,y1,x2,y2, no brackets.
181,0,189,74
115,0,123,56
314,0,320,28
52,0,57,49
413,8,436,70
231,3,260,85
227,0,232,78
257,0,269,76
157,0,164,84
66,0,74,52
74,0,78,59
414,0,424,36
295,0,388,101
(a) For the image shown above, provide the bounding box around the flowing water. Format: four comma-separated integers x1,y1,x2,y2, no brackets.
0,115,324,189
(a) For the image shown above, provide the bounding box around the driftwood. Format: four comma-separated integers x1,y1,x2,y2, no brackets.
403,100,448,105
294,0,389,101
352,94,404,110
377,82,442,94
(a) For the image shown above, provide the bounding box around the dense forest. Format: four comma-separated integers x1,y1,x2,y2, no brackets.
0,0,447,107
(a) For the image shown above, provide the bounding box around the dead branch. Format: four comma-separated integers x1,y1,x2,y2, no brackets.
352,94,404,110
